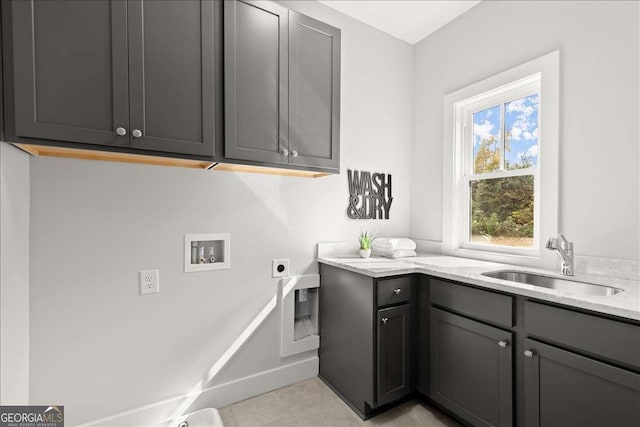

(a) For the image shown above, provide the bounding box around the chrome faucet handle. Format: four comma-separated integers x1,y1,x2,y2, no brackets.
547,234,574,276
558,234,573,250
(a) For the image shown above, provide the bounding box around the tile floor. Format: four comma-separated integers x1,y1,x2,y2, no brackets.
219,377,461,427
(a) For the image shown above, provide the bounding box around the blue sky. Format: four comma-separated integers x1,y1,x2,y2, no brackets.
473,95,539,169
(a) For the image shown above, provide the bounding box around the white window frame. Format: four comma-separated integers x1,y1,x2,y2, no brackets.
442,51,559,269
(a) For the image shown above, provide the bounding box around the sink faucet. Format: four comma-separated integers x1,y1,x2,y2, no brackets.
546,234,574,276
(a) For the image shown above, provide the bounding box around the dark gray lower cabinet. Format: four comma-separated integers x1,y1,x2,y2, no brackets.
377,304,411,406
319,264,412,419
430,307,513,427
319,264,375,418
319,266,640,426
524,338,640,427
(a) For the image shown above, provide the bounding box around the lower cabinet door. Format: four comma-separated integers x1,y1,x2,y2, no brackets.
377,304,411,406
524,338,640,427
430,308,513,427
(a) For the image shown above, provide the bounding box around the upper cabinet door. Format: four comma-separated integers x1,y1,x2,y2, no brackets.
224,0,289,165
288,12,340,171
127,0,218,157
10,0,129,147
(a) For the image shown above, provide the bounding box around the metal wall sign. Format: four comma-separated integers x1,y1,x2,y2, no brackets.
347,169,393,220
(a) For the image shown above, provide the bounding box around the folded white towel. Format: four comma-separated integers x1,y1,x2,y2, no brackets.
372,238,416,252
372,249,417,258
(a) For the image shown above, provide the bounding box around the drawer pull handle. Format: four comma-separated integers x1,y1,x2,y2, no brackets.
498,340,509,348
393,288,402,295
381,317,388,325
524,349,535,358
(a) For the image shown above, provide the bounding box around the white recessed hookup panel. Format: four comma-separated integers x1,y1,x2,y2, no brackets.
184,233,230,272
280,274,320,357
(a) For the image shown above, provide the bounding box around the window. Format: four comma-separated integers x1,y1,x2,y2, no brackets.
443,52,559,267
464,81,539,251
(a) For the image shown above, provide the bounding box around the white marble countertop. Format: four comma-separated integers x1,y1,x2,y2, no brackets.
318,254,640,321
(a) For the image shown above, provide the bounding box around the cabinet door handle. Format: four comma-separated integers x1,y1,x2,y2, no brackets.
498,340,509,348
132,129,143,138
290,150,298,157
381,317,388,325
524,349,535,358
393,288,402,295
281,148,289,156
116,127,127,136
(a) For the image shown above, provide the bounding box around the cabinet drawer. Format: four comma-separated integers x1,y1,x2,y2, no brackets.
525,301,640,369
431,279,513,327
377,277,411,307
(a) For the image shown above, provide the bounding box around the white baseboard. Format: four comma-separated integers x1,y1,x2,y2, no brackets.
80,356,318,427
186,355,318,413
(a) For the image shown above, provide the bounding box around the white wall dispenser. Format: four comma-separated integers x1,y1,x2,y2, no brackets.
184,233,230,272
280,274,320,357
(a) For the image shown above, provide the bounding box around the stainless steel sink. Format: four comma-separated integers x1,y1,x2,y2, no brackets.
481,270,624,296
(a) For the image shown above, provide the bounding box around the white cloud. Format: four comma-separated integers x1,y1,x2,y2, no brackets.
522,128,538,140
474,120,495,141
507,95,539,115
507,96,539,141
510,125,522,140
527,145,538,157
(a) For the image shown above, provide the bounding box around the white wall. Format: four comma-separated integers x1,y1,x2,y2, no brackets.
27,2,413,425
411,0,640,261
0,142,30,404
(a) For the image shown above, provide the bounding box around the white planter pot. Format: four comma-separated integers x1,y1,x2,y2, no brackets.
359,248,371,258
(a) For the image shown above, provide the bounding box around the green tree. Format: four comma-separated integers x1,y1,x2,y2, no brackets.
471,133,534,241
473,135,500,173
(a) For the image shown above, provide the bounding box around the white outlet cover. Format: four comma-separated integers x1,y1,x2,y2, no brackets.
272,259,290,278
139,269,160,295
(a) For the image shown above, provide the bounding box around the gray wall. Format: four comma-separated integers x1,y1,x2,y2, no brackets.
410,0,640,260
27,2,413,425
0,143,30,404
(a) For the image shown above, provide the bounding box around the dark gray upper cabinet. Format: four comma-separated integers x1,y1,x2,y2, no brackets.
377,304,411,406
524,338,640,427
430,307,513,427
288,11,340,170
224,0,289,165
11,0,130,147
7,0,219,158
127,0,217,156
224,1,340,171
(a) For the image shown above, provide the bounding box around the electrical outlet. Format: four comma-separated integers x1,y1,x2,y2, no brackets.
139,269,160,295
272,259,290,278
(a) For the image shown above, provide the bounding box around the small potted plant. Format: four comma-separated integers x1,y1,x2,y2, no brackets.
358,230,374,258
